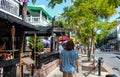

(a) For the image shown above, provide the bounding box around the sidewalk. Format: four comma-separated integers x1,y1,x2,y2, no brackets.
46,54,110,77
81,54,109,77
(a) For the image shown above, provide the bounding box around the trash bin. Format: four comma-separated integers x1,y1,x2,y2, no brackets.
106,74,117,77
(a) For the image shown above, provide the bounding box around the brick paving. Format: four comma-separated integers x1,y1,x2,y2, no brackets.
16,51,110,77
46,54,109,77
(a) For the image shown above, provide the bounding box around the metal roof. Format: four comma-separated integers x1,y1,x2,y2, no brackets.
27,6,52,19
0,10,38,31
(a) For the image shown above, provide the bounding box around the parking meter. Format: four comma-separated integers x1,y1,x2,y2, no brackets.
98,57,104,76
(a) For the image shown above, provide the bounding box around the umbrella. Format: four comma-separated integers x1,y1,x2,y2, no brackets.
40,39,50,44
55,36,71,42
59,40,68,44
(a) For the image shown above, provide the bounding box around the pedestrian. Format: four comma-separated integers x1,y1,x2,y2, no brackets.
58,41,67,53
59,40,79,77
58,43,64,53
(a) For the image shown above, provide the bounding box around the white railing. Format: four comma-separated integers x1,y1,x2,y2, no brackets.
26,16,49,26
0,0,19,16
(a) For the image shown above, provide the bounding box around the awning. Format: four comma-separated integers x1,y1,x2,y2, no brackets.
22,57,34,65
0,10,38,31
25,26,53,36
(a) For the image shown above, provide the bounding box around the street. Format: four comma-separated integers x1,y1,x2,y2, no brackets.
95,49,120,77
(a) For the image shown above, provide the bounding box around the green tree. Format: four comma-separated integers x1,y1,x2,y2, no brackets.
63,0,120,61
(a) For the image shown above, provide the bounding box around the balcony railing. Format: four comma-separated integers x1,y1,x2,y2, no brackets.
0,0,19,16
26,16,49,26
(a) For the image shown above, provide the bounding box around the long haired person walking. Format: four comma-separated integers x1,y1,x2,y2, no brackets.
59,40,79,77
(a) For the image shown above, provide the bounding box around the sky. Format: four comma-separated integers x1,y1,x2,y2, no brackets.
109,6,120,22
28,0,120,21
28,0,72,17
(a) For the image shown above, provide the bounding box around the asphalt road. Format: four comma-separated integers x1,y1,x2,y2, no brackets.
95,49,120,77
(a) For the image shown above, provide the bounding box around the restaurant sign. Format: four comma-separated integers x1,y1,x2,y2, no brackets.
0,0,19,16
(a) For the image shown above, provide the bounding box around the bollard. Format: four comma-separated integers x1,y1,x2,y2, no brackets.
98,57,103,76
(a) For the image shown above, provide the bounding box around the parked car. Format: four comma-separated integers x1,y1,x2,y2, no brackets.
100,45,106,51
100,45,111,52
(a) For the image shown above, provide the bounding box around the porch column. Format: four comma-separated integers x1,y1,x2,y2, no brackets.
30,16,32,23
40,10,42,22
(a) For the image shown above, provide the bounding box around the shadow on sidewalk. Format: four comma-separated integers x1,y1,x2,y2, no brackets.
81,54,109,77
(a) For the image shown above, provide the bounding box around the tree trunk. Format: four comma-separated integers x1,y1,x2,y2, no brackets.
88,28,95,62
22,2,27,21
91,29,94,55
83,38,87,54
84,44,87,54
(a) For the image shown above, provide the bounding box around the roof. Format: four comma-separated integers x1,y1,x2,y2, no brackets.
25,26,65,36
25,26,53,36
0,10,38,31
27,6,52,19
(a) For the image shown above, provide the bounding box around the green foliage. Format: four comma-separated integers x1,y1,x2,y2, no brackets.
48,0,66,8
28,37,34,49
28,36,44,50
32,0,36,4
31,0,68,8
37,42,44,50
63,0,119,45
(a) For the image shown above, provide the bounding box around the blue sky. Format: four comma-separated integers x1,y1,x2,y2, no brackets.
28,0,120,21
108,6,120,22
28,0,72,17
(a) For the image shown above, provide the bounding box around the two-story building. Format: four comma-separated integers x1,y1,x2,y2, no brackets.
26,5,52,26
0,0,38,77
106,22,120,51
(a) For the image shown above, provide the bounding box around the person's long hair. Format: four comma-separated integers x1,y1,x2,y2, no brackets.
65,40,75,51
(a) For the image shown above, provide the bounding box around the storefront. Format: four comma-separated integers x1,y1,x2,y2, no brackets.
0,10,38,77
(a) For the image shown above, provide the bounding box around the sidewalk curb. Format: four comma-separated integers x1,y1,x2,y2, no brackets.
103,64,112,74
95,56,112,75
